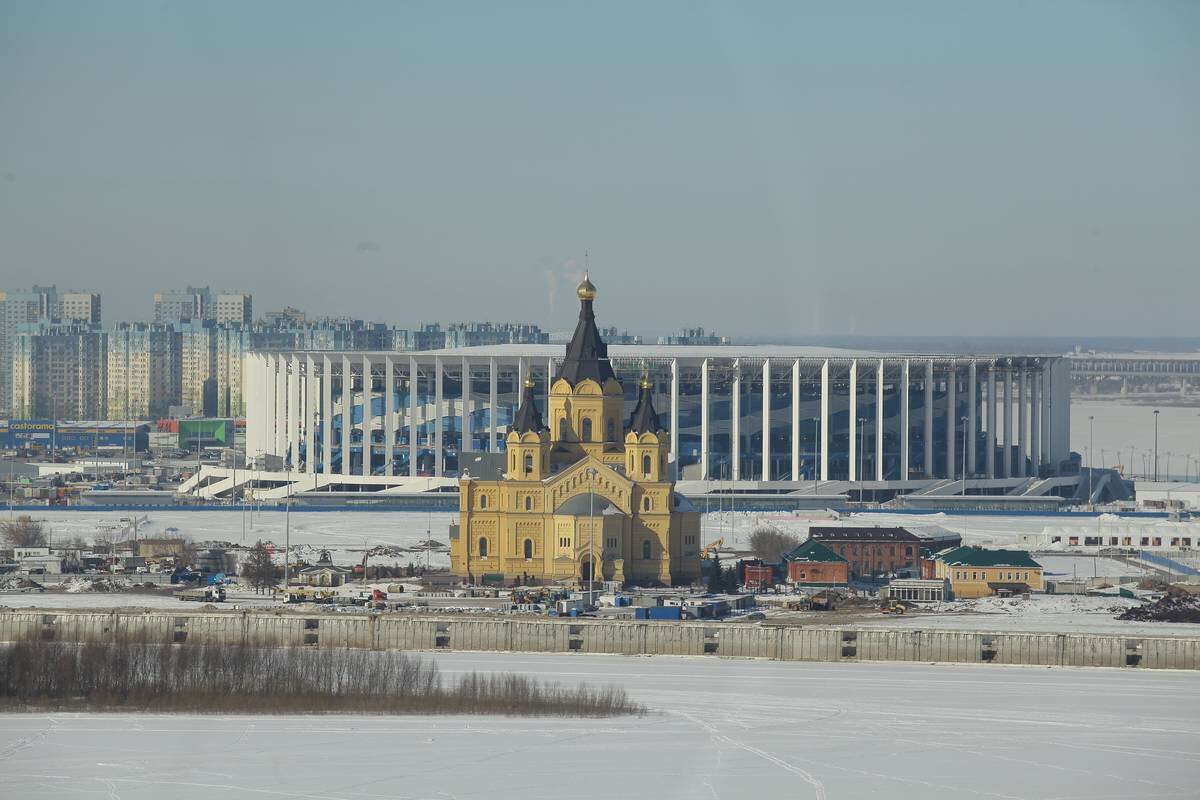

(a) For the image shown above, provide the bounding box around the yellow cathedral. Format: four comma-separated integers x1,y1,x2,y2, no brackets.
450,274,701,587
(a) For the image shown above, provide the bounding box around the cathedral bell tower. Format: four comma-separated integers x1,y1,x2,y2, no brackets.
549,272,626,465
625,370,668,482
505,375,550,480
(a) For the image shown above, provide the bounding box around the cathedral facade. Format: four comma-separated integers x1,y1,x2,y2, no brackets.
449,275,701,587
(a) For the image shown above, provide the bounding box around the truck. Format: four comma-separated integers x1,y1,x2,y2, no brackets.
175,585,226,603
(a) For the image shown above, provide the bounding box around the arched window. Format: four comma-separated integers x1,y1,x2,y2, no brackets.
581,417,592,442
523,539,533,559
642,454,652,476
509,453,515,471
524,453,533,474
524,496,533,511
607,420,615,441
559,418,569,440
479,494,488,509
642,540,652,560
643,496,651,512
478,538,488,557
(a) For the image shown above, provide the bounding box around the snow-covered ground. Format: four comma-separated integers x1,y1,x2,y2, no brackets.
864,594,1200,637
2,652,1198,800
1071,399,1200,480
703,508,1200,553
1034,554,1153,579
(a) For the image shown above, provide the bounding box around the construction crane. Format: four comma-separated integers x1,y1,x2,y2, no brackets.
700,538,725,561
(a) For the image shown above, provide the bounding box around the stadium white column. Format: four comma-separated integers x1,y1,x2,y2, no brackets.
461,357,472,455
434,357,443,477
876,360,885,481
340,356,352,477
305,355,316,474
900,360,910,479
288,356,300,468
1018,367,1028,478
488,357,498,452
243,354,257,464
1031,369,1042,476
986,365,996,479
847,359,857,482
321,356,332,476
819,360,830,481
670,359,679,473
700,359,710,480
946,362,956,482
274,355,286,460
791,359,800,482
408,356,418,477
1003,365,1013,478
923,360,934,477
731,360,741,481
362,355,373,478
967,361,977,479
761,359,770,481
384,356,395,476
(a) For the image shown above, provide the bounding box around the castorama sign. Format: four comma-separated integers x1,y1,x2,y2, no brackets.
6,419,54,442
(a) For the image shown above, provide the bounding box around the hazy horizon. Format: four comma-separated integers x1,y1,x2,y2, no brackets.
3,2,1197,337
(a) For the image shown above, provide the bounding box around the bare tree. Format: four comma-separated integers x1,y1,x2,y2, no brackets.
1,516,48,548
748,525,800,562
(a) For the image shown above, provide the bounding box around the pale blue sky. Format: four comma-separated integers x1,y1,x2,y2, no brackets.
1,2,1197,337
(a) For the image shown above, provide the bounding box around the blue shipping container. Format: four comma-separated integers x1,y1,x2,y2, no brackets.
648,606,682,621
634,607,650,620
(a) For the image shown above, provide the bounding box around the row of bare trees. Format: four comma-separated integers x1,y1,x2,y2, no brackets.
0,639,644,717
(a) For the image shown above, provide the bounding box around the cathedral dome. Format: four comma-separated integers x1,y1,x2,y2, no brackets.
576,272,597,301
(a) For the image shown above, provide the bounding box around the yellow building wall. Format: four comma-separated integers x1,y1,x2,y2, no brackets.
936,562,1044,599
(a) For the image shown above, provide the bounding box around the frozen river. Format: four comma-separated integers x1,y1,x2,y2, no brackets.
2,652,1198,799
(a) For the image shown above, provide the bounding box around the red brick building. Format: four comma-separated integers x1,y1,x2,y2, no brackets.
807,527,927,579
783,539,849,586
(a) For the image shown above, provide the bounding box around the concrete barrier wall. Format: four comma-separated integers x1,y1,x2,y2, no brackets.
2,609,1198,671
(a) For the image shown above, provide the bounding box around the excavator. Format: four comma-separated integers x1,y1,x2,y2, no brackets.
700,539,725,561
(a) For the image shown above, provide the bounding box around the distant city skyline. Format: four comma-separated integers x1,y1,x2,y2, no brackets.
2,2,1198,336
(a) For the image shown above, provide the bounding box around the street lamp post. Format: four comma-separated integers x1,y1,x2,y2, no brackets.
960,415,968,496
283,460,292,593
1153,409,1160,482
857,417,865,505
585,467,598,589
1087,415,1094,508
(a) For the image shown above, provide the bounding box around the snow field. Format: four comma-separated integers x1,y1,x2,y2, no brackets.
2,652,1198,799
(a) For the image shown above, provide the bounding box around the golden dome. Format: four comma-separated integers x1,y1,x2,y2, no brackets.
523,374,536,389
576,271,597,301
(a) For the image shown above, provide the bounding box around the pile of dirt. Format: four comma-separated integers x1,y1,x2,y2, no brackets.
0,577,44,591
63,576,135,593
1118,594,1200,623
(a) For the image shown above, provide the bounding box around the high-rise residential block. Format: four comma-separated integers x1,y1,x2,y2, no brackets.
60,292,102,324
107,323,180,419
11,320,107,419
215,293,253,326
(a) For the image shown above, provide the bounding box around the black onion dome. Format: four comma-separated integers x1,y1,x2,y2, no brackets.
509,376,548,434
627,374,662,435
556,272,616,386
